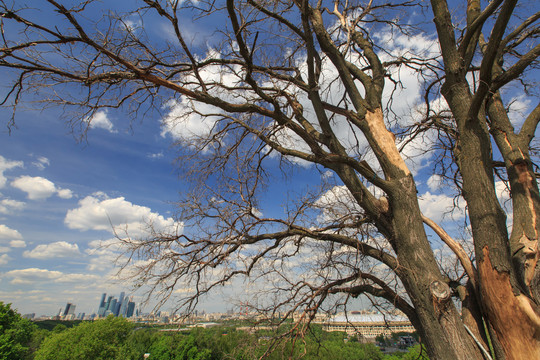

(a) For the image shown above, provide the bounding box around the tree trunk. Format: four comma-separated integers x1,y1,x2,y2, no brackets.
443,79,540,359
355,108,485,359
389,175,484,360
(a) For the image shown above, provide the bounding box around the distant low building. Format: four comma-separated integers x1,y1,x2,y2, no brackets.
189,322,220,329
322,314,415,340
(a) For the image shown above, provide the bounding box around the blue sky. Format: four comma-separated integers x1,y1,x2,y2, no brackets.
0,100,186,315
0,97,331,316
0,0,533,317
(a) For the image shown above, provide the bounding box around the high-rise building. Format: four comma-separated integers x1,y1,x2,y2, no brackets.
113,291,124,316
118,292,125,307
107,298,117,316
119,297,129,317
105,296,113,310
126,300,135,318
99,293,106,308
97,293,107,317
63,303,76,316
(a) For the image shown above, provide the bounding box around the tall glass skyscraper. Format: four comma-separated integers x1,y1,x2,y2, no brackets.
63,302,75,316
96,291,136,318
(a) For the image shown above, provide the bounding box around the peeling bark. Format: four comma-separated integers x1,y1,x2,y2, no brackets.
513,161,540,287
364,109,410,178
479,247,540,359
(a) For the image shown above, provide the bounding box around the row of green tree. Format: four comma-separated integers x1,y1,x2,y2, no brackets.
1,302,426,360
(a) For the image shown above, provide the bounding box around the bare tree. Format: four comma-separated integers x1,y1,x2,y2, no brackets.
1,0,539,359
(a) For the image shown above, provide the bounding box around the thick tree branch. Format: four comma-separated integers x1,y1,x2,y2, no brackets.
422,215,478,289
328,271,418,327
468,0,517,119
490,43,540,93
519,103,540,145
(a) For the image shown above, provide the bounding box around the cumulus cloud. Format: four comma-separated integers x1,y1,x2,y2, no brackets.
23,241,81,259
9,240,26,248
315,185,364,224
0,155,23,188
0,198,26,214
85,238,121,272
507,94,532,131
0,254,11,265
427,174,443,192
56,188,74,199
2,268,99,285
0,224,26,249
161,98,222,142
11,176,73,200
87,110,116,132
161,52,245,144
11,176,56,200
2,268,62,284
0,224,23,240
65,193,182,237
418,191,465,223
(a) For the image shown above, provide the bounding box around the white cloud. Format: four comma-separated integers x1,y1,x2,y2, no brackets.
11,176,56,200
161,52,245,144
160,98,221,142
3,268,63,284
427,174,443,192
57,188,73,199
23,241,81,259
507,94,532,131
315,185,364,224
9,240,26,248
0,155,23,188
85,238,121,272
65,193,182,237
322,170,333,179
32,156,50,170
11,176,73,200
0,254,11,265
0,198,26,214
418,191,465,223
0,224,23,240
2,268,99,285
87,110,116,132
148,151,164,159
0,225,26,248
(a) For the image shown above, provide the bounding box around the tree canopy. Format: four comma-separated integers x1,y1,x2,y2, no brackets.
33,316,133,360
0,302,36,360
1,1,539,359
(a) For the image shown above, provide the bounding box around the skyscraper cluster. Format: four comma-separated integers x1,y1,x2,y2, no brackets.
97,291,136,318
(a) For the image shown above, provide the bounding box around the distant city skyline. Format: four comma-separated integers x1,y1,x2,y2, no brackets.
8,286,244,318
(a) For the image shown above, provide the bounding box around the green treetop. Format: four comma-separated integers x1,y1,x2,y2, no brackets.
0,302,36,360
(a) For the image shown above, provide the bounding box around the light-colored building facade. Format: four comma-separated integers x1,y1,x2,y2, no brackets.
322,314,415,340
